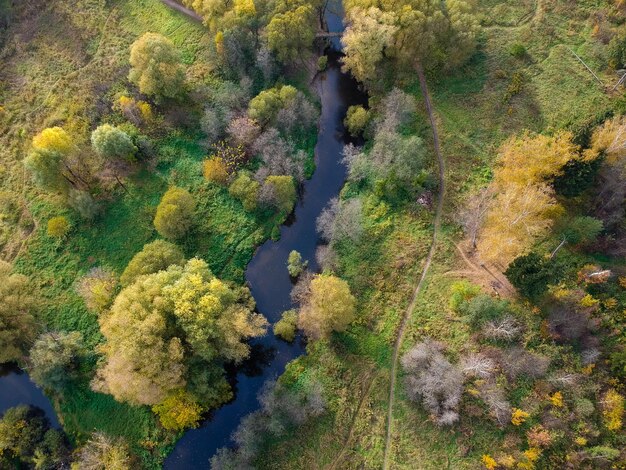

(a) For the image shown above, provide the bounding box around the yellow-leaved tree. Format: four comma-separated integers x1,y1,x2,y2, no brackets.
477,132,590,266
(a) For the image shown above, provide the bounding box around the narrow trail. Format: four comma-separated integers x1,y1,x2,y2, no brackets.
382,65,446,470
159,0,203,22
325,369,378,470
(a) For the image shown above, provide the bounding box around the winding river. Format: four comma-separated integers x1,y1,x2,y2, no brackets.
0,2,366,468
165,17,366,470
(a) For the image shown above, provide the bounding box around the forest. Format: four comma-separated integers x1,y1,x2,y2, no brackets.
0,0,625,469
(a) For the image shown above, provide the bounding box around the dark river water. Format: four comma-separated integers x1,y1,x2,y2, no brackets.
0,2,366,468
164,5,366,468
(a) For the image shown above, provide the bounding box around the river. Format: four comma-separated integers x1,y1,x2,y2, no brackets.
164,9,366,470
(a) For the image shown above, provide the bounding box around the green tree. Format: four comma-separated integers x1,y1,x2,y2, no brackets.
120,239,185,287
298,274,356,339
154,187,196,240
274,309,298,342
287,250,307,277
47,216,71,239
229,172,260,211
0,261,39,363
91,124,137,161
129,33,185,99
248,85,297,124
93,259,266,405
344,105,370,136
505,252,564,299
29,331,84,392
260,175,296,213
266,5,315,62
152,389,203,431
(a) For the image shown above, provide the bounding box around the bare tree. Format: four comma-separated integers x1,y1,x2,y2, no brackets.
482,316,523,341
477,380,511,426
401,340,463,425
460,353,496,379
458,187,493,250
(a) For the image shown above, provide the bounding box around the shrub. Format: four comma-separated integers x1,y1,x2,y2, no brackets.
602,389,624,431
120,239,185,287
229,172,260,212
68,189,99,220
203,157,229,185
47,216,70,238
154,187,196,240
344,105,370,137
401,340,463,425
91,124,136,161
32,127,73,154
76,267,118,313
287,250,307,277
511,408,530,426
509,43,527,58
317,55,328,71
274,310,298,342
74,433,134,469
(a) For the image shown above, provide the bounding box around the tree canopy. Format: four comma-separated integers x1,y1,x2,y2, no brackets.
153,187,196,240
129,32,185,99
93,258,267,406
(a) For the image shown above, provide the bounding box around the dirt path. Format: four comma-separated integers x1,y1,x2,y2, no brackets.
382,65,446,470
159,0,203,22
325,370,378,470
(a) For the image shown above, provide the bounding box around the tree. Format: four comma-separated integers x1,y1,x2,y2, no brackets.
93,259,266,405
248,85,297,125
128,33,185,99
259,175,296,213
344,105,370,136
47,216,71,239
0,261,39,363
505,252,564,299
298,274,356,340
266,5,315,62
120,239,185,286
341,0,478,85
31,127,73,154
287,250,307,277
316,197,363,244
29,331,84,392
0,405,68,468
203,157,229,185
74,433,134,470
91,124,136,161
154,187,196,240
274,309,298,342
401,340,463,425
76,267,118,313
152,389,203,431
229,171,260,211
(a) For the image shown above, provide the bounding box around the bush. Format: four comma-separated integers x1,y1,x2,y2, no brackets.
344,105,370,137
153,187,196,240
287,250,307,277
509,43,527,58
274,310,298,342
401,340,463,425
76,267,118,313
203,157,229,185
229,172,260,212
91,124,136,161
74,432,134,469
68,189,99,220
152,389,203,431
120,240,185,286
317,55,328,71
47,216,70,239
